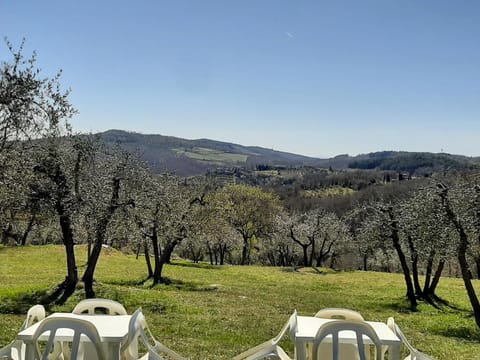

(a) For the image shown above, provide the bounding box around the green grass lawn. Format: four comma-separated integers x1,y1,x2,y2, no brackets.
1,245,480,359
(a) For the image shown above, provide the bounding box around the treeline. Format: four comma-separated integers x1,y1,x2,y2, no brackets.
2,41,480,329
348,152,478,175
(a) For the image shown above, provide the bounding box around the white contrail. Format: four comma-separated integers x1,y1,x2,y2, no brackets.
285,32,294,38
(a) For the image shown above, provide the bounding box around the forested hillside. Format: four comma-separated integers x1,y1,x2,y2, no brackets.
97,130,480,177
98,129,321,176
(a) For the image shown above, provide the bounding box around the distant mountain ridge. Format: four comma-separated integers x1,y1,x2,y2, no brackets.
97,130,480,176
98,130,322,176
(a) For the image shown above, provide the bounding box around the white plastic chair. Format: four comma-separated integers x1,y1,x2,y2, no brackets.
387,317,436,360
72,298,127,315
232,309,297,360
121,308,187,360
313,308,364,359
0,304,46,360
311,320,383,360
71,299,127,359
315,308,364,321
32,316,106,360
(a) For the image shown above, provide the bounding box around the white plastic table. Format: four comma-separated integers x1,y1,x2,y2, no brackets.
17,312,132,360
295,316,401,360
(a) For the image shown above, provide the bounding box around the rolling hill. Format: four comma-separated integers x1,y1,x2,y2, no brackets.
98,130,323,176
97,130,480,176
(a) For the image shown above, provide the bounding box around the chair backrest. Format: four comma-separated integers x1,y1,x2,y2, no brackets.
121,308,146,359
315,308,364,321
72,298,127,315
21,304,46,330
387,317,436,360
32,317,106,360
311,320,382,360
388,317,417,354
121,308,186,360
273,309,298,344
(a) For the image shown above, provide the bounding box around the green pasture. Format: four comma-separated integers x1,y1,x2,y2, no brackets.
0,245,479,359
173,147,249,164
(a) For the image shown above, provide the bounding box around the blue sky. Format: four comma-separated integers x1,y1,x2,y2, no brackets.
2,1,480,158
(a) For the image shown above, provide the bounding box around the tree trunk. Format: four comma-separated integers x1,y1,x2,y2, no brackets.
309,237,315,267
1,223,19,245
316,235,335,268
144,241,153,278
83,209,118,298
289,228,312,267
219,244,227,265
458,229,480,327
161,238,179,265
153,238,181,284
35,159,79,304
48,212,78,305
207,242,214,265
422,250,436,296
474,256,480,280
363,253,368,271
240,234,249,265
83,239,102,298
329,252,337,269
20,212,36,246
439,184,480,328
136,243,141,260
407,235,423,296
82,177,121,298
387,207,417,309
151,226,162,284
427,258,445,296
301,245,309,266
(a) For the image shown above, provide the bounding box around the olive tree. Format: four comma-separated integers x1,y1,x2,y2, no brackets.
0,39,69,246
133,172,207,284
398,186,455,302
436,179,480,328
356,200,418,309
80,148,136,298
211,184,283,265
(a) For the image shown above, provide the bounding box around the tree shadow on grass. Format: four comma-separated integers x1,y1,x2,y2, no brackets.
280,267,301,273
151,277,220,292
426,294,467,312
376,300,418,314
104,276,153,287
377,295,470,315
0,288,54,314
104,276,220,292
433,325,480,342
171,262,222,270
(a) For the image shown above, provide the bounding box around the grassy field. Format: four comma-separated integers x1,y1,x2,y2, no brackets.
1,245,480,359
173,147,249,164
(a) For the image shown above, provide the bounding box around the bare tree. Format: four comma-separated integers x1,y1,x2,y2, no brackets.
287,211,316,266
